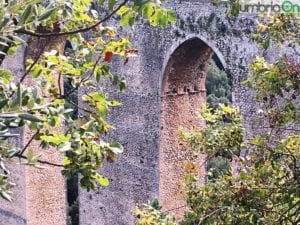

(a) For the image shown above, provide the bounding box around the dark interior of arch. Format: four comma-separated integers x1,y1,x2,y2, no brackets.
162,38,213,95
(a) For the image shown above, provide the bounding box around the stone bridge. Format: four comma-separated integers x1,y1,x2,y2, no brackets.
1,0,294,224
79,1,264,224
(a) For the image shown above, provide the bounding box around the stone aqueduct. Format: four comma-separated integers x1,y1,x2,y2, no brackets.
1,0,294,224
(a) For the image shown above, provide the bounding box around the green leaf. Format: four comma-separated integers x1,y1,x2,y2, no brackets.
142,3,155,19
119,80,126,91
0,99,8,109
63,157,71,165
262,38,270,50
40,133,71,145
7,0,41,13
110,100,122,106
157,9,167,27
38,7,57,21
19,5,32,25
108,0,116,10
97,0,105,6
117,5,130,16
90,92,105,102
6,148,20,158
10,35,27,45
19,113,43,122
96,175,109,186
26,149,39,165
120,11,135,27
0,69,14,84
167,11,176,23
32,66,42,78
7,45,20,56
0,191,12,202
17,84,22,107
109,141,123,154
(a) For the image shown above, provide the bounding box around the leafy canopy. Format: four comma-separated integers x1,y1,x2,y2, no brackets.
0,0,175,201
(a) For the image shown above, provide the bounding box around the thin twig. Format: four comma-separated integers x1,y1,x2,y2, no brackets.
66,98,94,114
58,73,62,96
19,155,64,167
19,41,47,83
277,201,300,224
62,53,102,99
18,130,39,156
37,159,64,167
7,41,48,100
15,0,129,37
162,205,187,213
198,207,230,225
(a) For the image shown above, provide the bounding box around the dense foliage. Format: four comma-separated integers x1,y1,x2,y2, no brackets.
206,60,232,180
0,0,175,201
206,60,232,110
135,14,300,225
135,199,176,225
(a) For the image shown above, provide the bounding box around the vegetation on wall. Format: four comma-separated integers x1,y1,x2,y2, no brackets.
135,13,300,225
0,0,175,201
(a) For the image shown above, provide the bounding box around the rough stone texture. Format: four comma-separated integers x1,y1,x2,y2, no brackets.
23,37,67,225
79,1,265,224
0,46,27,225
160,39,212,219
0,208,26,225
0,37,67,225
2,1,298,225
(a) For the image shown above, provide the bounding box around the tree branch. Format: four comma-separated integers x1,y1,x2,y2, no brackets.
19,155,64,167
15,0,129,37
66,98,94,114
18,130,39,156
161,205,187,213
198,207,231,225
61,53,102,99
58,73,62,96
19,41,48,83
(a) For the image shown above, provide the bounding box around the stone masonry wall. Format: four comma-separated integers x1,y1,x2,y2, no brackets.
0,46,27,225
160,38,212,219
79,1,264,224
2,1,298,225
23,37,67,225
0,37,67,225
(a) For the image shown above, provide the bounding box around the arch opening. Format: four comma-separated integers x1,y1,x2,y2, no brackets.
159,38,231,218
205,58,232,182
